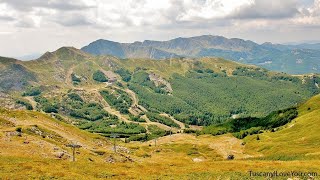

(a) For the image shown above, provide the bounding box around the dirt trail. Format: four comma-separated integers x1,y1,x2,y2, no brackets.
24,96,37,110
140,115,174,131
112,86,147,113
88,89,133,124
160,113,185,129
81,82,183,132
65,65,76,87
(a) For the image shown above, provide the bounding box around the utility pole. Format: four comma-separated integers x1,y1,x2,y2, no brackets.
109,124,119,153
154,137,157,147
110,133,119,153
66,142,82,162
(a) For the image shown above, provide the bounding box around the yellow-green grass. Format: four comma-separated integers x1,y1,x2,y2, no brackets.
1,153,319,179
244,94,320,160
1,93,320,179
0,109,111,158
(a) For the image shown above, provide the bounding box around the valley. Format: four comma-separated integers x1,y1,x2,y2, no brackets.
1,47,320,179
1,0,320,179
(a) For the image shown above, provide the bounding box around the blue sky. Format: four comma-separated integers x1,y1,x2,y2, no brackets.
0,0,320,58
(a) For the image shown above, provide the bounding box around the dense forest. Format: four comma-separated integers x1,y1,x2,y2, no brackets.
127,67,319,125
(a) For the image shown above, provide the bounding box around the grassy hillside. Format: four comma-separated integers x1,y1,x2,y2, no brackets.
244,94,320,160
1,103,320,179
0,108,113,160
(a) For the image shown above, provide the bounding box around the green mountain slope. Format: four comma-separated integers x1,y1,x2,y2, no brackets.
114,57,319,125
244,94,320,160
0,47,319,131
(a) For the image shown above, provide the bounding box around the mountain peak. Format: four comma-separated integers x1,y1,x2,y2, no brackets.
55,46,81,54
37,51,55,61
37,47,90,61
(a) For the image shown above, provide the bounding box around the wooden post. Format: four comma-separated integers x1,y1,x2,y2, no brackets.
66,143,82,162
110,133,119,153
72,146,75,162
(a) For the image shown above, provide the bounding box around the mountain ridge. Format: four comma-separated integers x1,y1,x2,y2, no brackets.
81,35,320,74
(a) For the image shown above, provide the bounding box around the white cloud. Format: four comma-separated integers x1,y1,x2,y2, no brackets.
0,0,320,57
177,0,253,21
292,0,320,27
230,0,300,19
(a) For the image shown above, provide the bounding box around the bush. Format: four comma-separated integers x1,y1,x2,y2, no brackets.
42,104,58,113
16,99,33,110
33,96,59,113
22,87,41,96
128,134,148,142
93,70,108,82
115,68,132,82
67,93,83,102
129,114,146,122
184,129,201,134
15,127,22,132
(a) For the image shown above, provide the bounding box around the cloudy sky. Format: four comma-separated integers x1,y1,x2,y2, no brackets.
0,0,319,59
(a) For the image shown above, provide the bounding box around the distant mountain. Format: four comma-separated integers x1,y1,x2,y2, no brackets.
82,35,320,74
16,53,42,61
81,39,180,59
288,43,320,50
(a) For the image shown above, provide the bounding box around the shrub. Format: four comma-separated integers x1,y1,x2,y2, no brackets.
33,96,59,113
42,104,58,113
67,93,83,102
16,99,33,110
184,129,200,134
93,70,108,82
115,68,132,82
22,87,41,96
256,135,260,140
129,114,146,122
15,127,22,132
